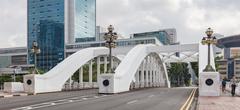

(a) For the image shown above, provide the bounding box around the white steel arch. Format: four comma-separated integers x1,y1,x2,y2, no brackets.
23,43,216,94
24,47,118,94
99,44,170,93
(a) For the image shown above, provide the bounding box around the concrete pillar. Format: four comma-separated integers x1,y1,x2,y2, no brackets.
154,60,158,87
79,67,83,88
149,56,153,87
104,56,107,73
153,60,156,87
141,61,145,88
158,65,162,87
89,60,93,87
135,68,140,88
69,77,72,90
97,57,100,83
145,57,149,87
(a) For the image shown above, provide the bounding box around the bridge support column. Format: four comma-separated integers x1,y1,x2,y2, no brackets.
145,57,149,87
97,57,100,83
135,69,140,88
140,61,145,88
79,67,83,88
157,65,160,87
149,56,153,87
154,57,158,87
89,60,93,88
104,56,107,73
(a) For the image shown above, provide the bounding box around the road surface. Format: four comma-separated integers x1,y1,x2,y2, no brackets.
0,88,193,110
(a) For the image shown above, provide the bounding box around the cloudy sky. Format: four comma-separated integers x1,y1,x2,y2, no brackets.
0,0,240,48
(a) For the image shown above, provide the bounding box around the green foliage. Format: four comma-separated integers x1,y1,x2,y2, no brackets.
0,75,12,85
168,63,190,87
71,62,106,82
215,56,223,71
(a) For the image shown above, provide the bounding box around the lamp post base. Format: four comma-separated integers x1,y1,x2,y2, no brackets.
203,64,215,72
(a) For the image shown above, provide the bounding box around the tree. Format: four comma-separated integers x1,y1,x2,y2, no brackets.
168,63,190,87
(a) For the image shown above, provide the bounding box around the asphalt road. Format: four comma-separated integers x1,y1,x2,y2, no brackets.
1,88,193,110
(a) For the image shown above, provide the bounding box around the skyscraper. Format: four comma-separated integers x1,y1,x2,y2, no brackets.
27,0,96,71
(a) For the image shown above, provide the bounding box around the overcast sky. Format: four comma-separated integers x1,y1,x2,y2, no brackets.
0,0,240,48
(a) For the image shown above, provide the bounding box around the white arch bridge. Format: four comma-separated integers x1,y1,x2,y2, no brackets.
24,43,215,94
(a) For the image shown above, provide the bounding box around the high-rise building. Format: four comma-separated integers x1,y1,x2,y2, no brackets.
27,0,96,71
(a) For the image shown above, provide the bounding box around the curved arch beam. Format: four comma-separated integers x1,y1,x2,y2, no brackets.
106,44,170,93
24,47,122,94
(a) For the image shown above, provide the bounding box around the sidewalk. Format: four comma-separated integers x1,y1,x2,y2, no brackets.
0,91,28,98
198,92,240,110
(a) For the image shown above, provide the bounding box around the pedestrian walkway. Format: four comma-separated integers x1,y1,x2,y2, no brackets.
0,91,28,98
198,92,240,110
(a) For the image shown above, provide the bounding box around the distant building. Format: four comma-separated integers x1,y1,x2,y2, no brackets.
27,0,96,71
131,29,177,45
0,37,162,70
216,35,240,79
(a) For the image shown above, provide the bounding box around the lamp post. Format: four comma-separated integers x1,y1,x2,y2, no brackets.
104,25,118,73
31,41,41,74
201,28,217,72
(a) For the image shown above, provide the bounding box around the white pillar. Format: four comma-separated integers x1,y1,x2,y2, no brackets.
89,60,93,87
79,67,83,88
104,56,107,73
69,77,72,90
97,57,100,83
141,61,145,88
149,56,153,87
153,60,156,87
145,57,149,87
135,68,140,88
158,65,162,87
155,60,158,87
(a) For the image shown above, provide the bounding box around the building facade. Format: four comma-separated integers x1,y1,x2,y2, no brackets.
131,29,177,45
217,35,240,80
27,0,96,71
0,37,161,69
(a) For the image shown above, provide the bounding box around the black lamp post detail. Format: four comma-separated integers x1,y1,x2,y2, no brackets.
31,41,41,74
201,28,217,72
104,25,118,73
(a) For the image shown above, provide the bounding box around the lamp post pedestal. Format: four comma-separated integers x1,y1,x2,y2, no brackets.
199,72,220,96
98,74,115,94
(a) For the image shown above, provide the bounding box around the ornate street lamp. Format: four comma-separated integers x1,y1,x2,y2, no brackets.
104,25,118,73
201,28,217,72
31,41,41,74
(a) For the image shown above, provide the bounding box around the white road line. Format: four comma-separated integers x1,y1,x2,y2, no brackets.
148,95,155,98
11,95,110,110
127,100,138,104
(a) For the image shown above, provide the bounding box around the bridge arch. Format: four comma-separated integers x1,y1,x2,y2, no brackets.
99,44,170,93
24,47,122,94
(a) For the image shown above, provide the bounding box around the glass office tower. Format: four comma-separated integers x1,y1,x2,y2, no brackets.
72,0,96,42
27,0,96,71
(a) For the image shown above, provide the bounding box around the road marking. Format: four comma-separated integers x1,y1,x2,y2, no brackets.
68,100,73,102
148,95,154,98
127,100,138,104
82,98,87,100
179,89,196,110
11,94,110,110
51,103,56,105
